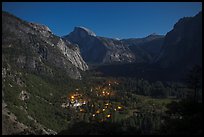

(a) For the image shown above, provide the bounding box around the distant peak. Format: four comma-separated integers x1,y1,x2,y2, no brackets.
114,38,120,40
146,33,164,38
74,26,96,36
148,33,159,37
150,33,157,35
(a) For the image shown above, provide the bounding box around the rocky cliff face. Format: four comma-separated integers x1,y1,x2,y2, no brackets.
2,11,88,79
2,11,89,135
56,38,88,71
121,34,164,47
63,27,135,64
155,11,202,70
97,36,135,63
121,34,164,63
64,27,165,64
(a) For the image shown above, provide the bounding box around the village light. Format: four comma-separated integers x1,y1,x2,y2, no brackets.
71,95,74,99
102,108,105,111
82,101,86,104
93,114,95,117
80,109,84,112
106,114,111,118
96,110,100,114
117,106,122,109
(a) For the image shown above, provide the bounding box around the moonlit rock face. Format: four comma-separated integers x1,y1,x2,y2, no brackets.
76,26,96,36
63,27,136,64
29,22,52,32
29,22,52,37
2,11,89,79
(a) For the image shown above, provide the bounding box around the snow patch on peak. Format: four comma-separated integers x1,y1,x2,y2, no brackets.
115,38,120,40
76,26,96,36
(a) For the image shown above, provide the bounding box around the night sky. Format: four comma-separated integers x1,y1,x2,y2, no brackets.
2,2,202,39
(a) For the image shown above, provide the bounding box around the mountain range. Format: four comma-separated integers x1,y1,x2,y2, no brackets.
63,11,202,69
2,11,88,80
63,27,166,64
63,27,135,64
2,10,202,80
2,10,202,135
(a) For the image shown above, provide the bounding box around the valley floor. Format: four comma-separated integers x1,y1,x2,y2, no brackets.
2,67,202,135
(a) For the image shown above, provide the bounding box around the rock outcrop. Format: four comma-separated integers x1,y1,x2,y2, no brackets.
155,11,202,70
2,11,88,79
121,34,164,63
63,27,135,64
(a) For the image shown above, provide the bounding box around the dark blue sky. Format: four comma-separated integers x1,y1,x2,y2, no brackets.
2,2,202,39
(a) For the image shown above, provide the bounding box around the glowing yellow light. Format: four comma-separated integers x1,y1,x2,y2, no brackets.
71,96,74,99
92,114,95,117
105,103,109,106
96,110,100,114
102,91,105,94
106,114,111,118
117,106,122,109
102,108,105,111
80,109,84,112
114,108,117,111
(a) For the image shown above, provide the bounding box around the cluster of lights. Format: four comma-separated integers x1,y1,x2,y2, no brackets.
63,80,122,122
101,90,110,96
92,112,111,120
93,80,119,97
90,103,123,120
